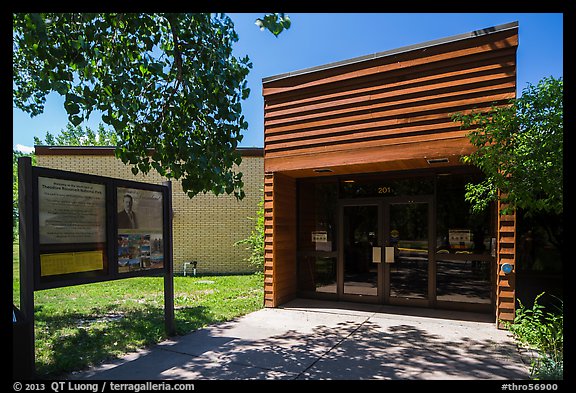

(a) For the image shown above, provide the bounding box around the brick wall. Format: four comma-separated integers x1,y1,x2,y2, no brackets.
36,149,264,275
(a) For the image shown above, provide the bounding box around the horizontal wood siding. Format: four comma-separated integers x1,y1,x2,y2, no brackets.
263,173,274,306
264,172,297,307
263,27,518,176
497,197,516,328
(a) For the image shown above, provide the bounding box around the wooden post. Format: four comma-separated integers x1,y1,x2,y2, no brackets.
15,156,36,379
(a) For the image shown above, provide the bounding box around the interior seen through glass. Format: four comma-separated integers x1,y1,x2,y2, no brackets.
297,172,494,307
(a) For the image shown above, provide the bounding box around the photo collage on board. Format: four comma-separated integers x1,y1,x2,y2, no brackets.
117,187,164,273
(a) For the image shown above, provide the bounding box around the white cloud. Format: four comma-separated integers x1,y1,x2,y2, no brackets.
14,144,34,154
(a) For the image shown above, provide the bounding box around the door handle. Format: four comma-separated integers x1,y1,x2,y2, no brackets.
372,247,382,263
385,247,395,263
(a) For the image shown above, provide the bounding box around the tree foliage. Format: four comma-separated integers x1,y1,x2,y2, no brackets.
35,122,118,146
255,13,291,37
13,13,289,199
452,76,563,215
12,123,116,238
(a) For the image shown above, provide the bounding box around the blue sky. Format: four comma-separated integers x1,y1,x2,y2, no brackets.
12,13,564,153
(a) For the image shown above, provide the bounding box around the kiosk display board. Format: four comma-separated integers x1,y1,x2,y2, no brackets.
37,177,107,280
23,162,172,290
16,157,175,378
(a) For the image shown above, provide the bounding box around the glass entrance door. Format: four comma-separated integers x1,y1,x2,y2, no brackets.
341,205,380,298
386,200,431,304
339,197,432,305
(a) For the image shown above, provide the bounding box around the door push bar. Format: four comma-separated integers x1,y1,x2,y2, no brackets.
372,246,395,263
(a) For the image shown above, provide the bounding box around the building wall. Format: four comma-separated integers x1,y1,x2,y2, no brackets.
263,172,297,307
497,197,517,328
262,22,519,325
36,148,264,275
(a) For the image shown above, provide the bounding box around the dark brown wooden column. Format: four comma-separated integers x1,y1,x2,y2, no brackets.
263,172,297,307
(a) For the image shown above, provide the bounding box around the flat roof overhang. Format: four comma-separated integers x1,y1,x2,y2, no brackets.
264,142,477,178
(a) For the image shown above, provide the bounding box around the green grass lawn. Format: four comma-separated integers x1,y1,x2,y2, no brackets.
13,243,264,378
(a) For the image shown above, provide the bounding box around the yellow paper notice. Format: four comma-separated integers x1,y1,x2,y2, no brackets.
40,251,103,276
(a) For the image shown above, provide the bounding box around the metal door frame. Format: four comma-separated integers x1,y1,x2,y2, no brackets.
384,195,434,308
338,199,382,303
337,195,434,306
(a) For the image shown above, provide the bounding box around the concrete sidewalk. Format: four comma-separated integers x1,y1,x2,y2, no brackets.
69,299,530,380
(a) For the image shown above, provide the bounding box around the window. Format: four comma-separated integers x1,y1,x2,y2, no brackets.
297,180,338,293
436,172,495,255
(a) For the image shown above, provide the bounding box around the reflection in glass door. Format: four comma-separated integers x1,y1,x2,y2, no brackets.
388,202,429,299
342,205,379,296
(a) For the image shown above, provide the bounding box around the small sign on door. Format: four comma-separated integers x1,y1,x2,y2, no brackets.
311,231,328,243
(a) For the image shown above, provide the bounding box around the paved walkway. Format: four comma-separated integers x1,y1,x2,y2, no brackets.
70,298,530,380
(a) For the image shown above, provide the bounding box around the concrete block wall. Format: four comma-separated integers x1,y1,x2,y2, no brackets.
36,148,264,275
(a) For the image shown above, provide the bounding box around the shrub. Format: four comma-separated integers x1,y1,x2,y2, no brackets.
235,197,264,272
505,292,563,380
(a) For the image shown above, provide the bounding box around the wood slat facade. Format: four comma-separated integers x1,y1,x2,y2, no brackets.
264,23,518,178
497,198,517,328
263,172,297,307
262,22,519,326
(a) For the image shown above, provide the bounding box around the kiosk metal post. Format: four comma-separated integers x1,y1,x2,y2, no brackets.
15,156,36,379
163,180,175,337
